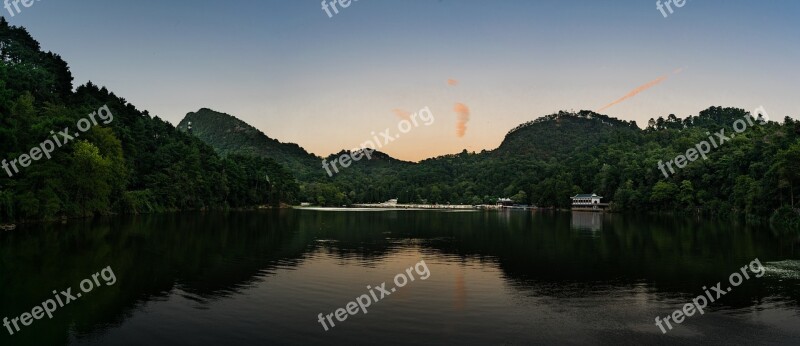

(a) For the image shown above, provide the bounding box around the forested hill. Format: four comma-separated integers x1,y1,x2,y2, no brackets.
494,110,640,159
3,18,798,229
177,108,319,179
177,108,415,183
0,18,299,223
184,105,800,230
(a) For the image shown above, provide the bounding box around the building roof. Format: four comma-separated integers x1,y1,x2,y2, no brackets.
572,193,601,198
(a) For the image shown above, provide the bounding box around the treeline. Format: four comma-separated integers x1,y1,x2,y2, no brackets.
178,108,319,181
185,101,800,230
291,109,800,230
179,105,800,234
0,18,298,223
6,17,797,229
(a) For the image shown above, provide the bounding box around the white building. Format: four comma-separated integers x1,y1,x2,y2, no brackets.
570,193,606,211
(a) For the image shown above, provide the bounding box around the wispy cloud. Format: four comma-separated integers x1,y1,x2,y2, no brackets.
447,79,459,86
392,109,411,120
596,68,684,112
454,103,470,137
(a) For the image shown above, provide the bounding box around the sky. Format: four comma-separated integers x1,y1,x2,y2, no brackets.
4,0,799,161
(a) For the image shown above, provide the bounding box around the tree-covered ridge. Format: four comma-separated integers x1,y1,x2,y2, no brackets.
505,110,639,136
177,108,413,183
177,107,417,206
0,18,298,223
495,110,640,160
186,103,800,230
3,17,797,230
177,108,319,179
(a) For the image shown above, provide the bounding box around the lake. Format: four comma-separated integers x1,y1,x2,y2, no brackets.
1,209,799,345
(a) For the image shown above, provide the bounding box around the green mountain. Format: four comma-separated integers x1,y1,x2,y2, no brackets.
177,108,412,182
178,108,646,206
494,110,639,159
177,108,320,178
0,18,299,223
181,106,800,231
3,17,797,230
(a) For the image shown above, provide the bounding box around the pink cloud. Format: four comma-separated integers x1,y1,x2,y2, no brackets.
392,109,411,120
454,103,470,137
596,68,685,112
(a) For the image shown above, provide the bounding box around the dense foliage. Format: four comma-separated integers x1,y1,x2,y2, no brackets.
0,19,298,222
184,103,800,229
3,18,797,230
178,109,321,180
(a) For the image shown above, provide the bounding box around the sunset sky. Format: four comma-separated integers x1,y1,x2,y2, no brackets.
6,0,799,161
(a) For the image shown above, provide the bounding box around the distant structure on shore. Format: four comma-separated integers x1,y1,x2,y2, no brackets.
344,198,539,210
495,197,531,209
352,201,474,209
496,198,514,207
570,193,608,212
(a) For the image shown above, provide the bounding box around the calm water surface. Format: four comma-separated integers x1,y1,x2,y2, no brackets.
1,210,799,345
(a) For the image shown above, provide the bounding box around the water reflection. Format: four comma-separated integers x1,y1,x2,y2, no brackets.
0,210,798,345
570,211,603,233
